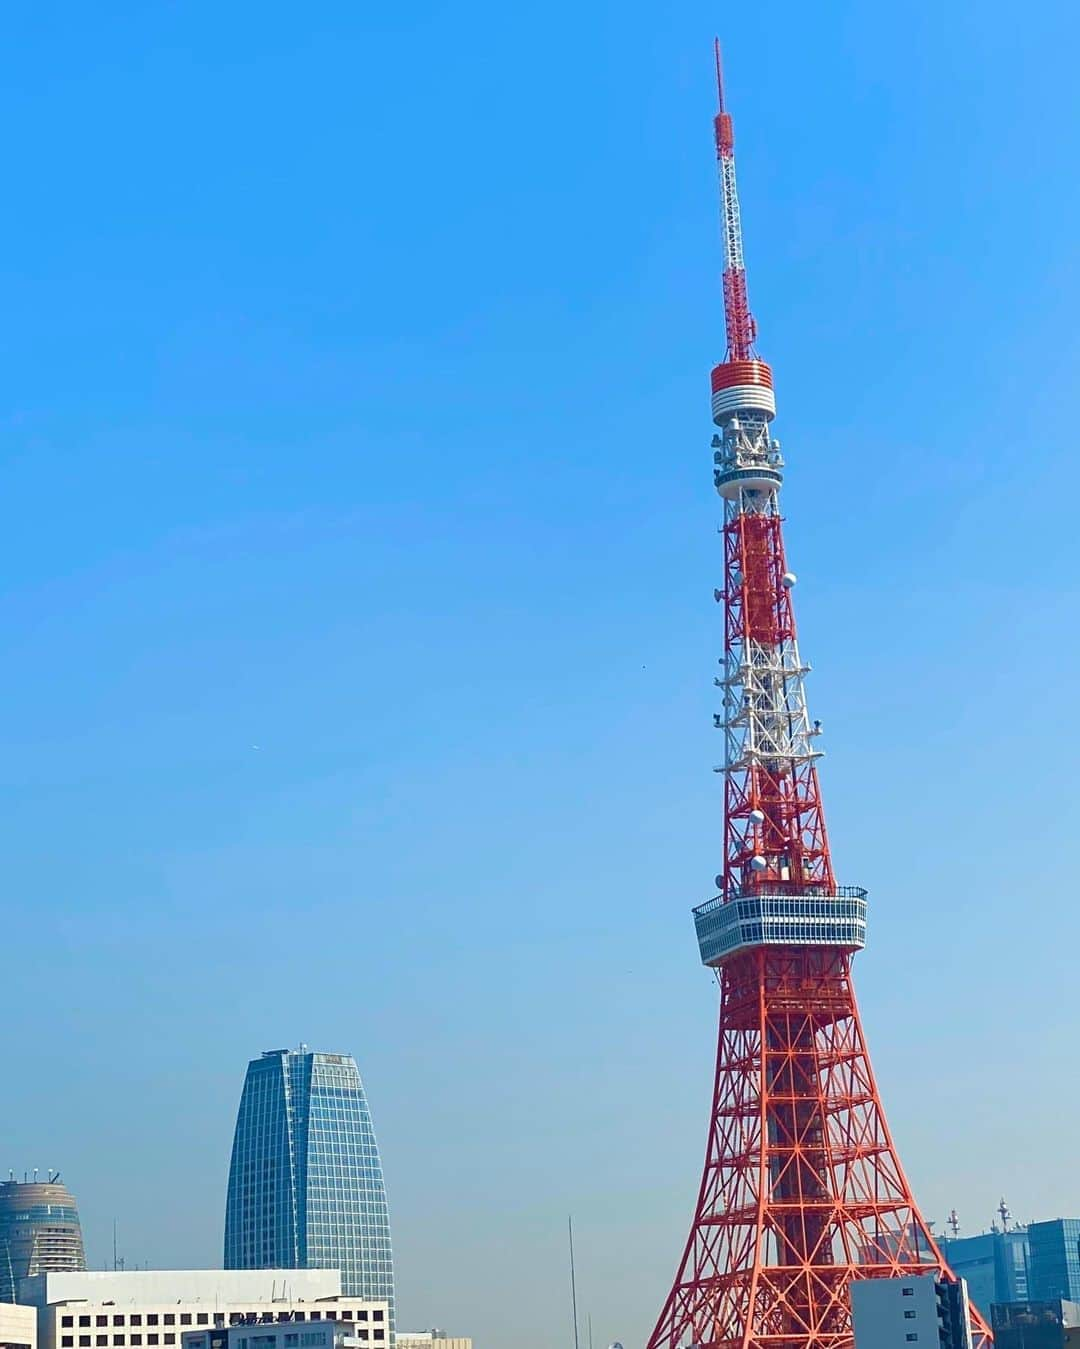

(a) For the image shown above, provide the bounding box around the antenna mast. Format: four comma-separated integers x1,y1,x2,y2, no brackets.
568,1217,580,1349
714,40,757,362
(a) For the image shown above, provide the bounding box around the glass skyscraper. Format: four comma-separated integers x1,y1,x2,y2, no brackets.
1027,1219,1080,1302
939,1228,1030,1313
224,1047,394,1323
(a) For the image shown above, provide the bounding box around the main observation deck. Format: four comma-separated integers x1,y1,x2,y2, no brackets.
693,886,868,967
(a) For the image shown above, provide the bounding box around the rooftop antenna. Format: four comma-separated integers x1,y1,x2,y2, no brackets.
998,1198,1011,1233
588,1313,594,1349
948,1209,961,1239
568,1217,581,1349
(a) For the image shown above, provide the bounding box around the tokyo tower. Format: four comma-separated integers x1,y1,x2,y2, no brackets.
644,46,990,1349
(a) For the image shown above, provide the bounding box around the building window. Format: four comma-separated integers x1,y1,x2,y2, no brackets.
98,1319,108,1328
63,1320,74,1330
342,1315,353,1323
906,1336,918,1343
905,1311,916,1320
80,1338,91,1346
97,1337,108,1346
180,1318,192,1327
373,1335,384,1343
165,1337,175,1344
148,1319,159,1329
164,1318,175,1328
114,1319,126,1329
116,1336,126,1346
285,1338,298,1347
197,1318,208,1327
148,1335,160,1345
902,1289,914,1298
372,1314,383,1324
132,1320,143,1329
132,1338,142,1346
81,1320,91,1329
357,1314,368,1323
310,1315,321,1322
62,1338,73,1347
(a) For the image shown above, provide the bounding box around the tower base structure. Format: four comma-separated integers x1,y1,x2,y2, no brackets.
646,946,991,1349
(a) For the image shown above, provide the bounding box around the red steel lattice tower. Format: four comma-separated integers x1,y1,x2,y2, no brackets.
644,46,991,1349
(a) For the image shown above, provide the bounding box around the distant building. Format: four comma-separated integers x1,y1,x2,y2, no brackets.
850,1273,973,1349
224,1048,394,1323
1028,1223,1080,1302
940,1229,1030,1314
17,1270,388,1349
0,1306,35,1349
991,1298,1080,1349
396,1334,471,1349
0,1181,87,1303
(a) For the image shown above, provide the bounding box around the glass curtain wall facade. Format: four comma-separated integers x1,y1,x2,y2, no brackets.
940,1230,1030,1313
1027,1220,1080,1302
224,1048,394,1324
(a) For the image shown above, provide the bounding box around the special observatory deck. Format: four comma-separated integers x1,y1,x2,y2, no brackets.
693,886,868,966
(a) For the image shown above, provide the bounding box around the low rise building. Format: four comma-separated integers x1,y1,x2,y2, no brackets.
396,1334,471,1349
17,1272,388,1349
0,1305,36,1349
991,1299,1080,1349
182,1320,361,1349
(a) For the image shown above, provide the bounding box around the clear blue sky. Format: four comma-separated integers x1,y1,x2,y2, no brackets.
3,1,1079,1345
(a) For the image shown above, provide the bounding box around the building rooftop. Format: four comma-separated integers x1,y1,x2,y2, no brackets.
20,1271,344,1307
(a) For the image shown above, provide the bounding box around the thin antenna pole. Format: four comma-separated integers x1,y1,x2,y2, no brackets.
588,1313,593,1349
113,1220,117,1272
568,1216,580,1349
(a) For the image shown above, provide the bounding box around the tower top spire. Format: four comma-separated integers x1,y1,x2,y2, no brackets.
712,42,757,361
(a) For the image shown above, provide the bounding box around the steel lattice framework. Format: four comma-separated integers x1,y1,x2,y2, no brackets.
644,46,991,1349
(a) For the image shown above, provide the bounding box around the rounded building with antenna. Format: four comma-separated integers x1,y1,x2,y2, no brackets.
0,1175,87,1302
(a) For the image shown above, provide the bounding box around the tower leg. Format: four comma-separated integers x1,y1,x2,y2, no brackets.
646,950,991,1349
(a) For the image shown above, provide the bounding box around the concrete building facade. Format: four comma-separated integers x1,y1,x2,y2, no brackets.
17,1271,388,1349
0,1306,36,1349
850,1273,973,1349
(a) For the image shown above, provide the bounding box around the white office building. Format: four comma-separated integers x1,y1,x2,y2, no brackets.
850,1273,973,1349
0,1304,36,1349
18,1271,389,1349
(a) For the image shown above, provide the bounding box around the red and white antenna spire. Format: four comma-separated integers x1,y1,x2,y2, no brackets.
714,39,757,362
